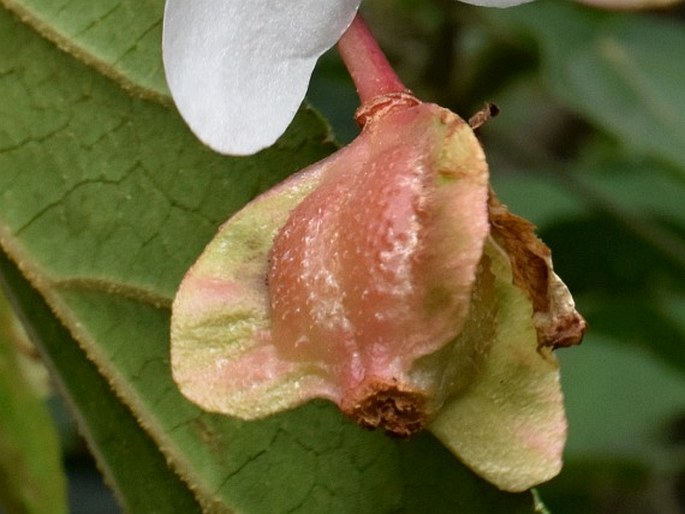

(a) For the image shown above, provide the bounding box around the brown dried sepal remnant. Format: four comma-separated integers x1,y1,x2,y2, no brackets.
487,190,587,350
468,103,500,130
341,380,428,438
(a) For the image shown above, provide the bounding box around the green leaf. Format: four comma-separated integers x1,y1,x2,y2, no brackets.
560,333,685,462
538,458,655,514
491,173,588,228
0,288,67,514
488,1,685,175
0,250,203,514
1,0,168,99
542,332,685,510
0,4,538,514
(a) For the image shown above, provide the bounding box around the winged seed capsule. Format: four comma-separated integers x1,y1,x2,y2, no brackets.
170,14,585,493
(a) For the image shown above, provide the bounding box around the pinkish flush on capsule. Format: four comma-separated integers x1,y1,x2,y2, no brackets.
167,12,585,493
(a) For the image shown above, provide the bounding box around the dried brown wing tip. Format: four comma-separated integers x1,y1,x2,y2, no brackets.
487,190,586,350
341,380,429,438
535,272,587,349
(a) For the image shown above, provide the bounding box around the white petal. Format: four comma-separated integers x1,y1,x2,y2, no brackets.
458,0,535,6
163,1,361,155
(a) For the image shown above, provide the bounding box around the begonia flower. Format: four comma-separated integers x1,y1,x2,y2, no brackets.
169,14,585,492
162,0,534,156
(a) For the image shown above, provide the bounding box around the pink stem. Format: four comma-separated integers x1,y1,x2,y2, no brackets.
337,14,410,105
